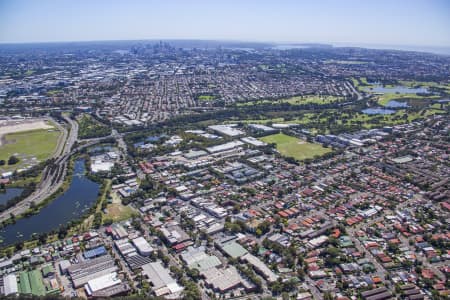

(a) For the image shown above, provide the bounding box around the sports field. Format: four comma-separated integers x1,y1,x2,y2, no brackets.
260,133,331,160
103,191,136,222
0,123,61,172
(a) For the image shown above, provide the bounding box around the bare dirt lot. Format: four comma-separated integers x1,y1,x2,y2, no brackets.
0,119,53,146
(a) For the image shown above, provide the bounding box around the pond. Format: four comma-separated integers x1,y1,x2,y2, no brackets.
0,159,100,246
362,108,396,115
0,188,24,205
385,100,409,108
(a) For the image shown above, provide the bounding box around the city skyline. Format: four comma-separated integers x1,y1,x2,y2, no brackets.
1,0,450,49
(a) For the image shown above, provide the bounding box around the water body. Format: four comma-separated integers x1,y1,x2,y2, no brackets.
385,100,409,108
368,84,429,94
362,108,396,115
0,188,24,205
0,159,100,246
88,145,113,155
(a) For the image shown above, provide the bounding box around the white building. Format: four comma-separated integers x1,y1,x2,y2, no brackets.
2,274,18,296
142,262,184,297
91,160,114,173
84,272,121,296
208,124,245,137
132,237,153,256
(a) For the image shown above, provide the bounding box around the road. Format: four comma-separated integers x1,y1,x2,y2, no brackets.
112,128,127,154
346,80,364,101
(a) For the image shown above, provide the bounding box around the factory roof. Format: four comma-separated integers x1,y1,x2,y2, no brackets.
84,246,107,259
85,272,121,295
221,241,248,258
3,274,18,295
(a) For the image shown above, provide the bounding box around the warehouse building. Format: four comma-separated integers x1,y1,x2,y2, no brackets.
361,287,392,300
219,241,248,258
141,262,184,297
248,124,277,133
180,246,222,271
131,237,153,256
241,253,279,283
208,125,244,137
201,266,242,293
2,274,18,296
67,255,118,288
241,137,268,147
58,260,71,275
206,141,244,154
83,246,107,259
84,272,122,296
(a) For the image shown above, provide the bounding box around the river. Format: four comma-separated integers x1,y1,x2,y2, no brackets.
0,159,100,246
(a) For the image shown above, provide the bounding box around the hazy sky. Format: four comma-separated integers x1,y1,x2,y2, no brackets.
1,0,449,47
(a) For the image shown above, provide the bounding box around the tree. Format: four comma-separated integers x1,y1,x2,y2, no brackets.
187,268,200,280
93,212,103,228
182,280,201,300
8,155,19,165
15,241,24,251
0,160,5,166
38,233,47,245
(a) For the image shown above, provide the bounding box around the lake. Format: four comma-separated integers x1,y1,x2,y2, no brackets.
0,188,24,205
367,84,430,94
362,108,396,115
0,159,100,246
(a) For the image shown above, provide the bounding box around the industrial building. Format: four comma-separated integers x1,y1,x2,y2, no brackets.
248,124,277,133
67,255,118,288
131,237,153,256
201,266,243,292
58,260,71,275
1,274,18,296
208,124,245,137
206,141,244,154
180,246,222,271
241,253,279,283
141,262,184,297
241,136,268,147
83,246,107,259
84,272,124,297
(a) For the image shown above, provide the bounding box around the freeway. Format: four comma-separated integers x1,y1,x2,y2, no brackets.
346,80,364,101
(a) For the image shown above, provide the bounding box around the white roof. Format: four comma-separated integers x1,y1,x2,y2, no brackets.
208,124,244,137
202,266,242,291
241,137,267,147
142,262,177,291
91,161,114,173
206,141,244,153
59,260,71,270
241,253,278,282
3,274,18,295
249,124,275,131
85,272,121,295
132,237,153,254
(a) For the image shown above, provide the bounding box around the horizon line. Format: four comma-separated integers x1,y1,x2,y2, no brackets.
0,38,449,56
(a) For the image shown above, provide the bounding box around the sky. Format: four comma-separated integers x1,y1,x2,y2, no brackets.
0,0,449,48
